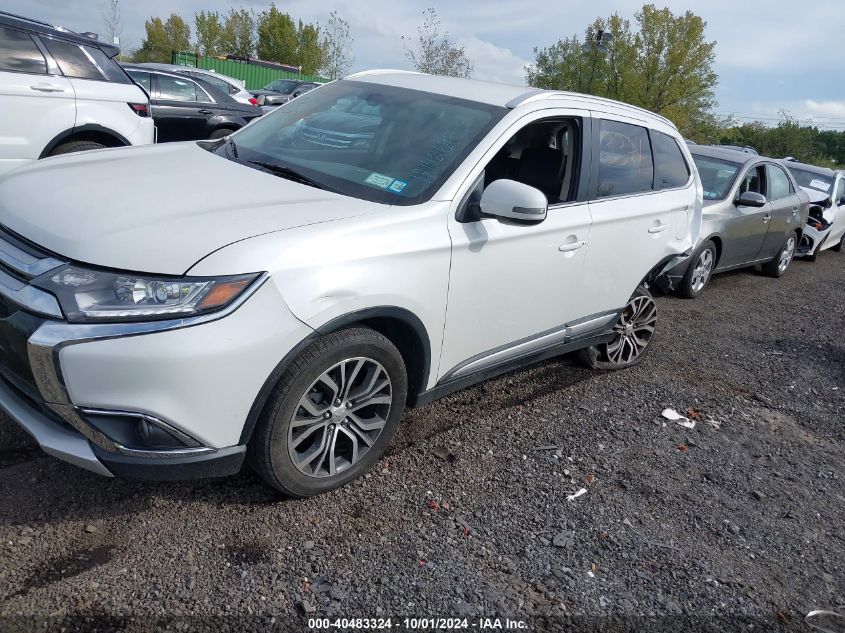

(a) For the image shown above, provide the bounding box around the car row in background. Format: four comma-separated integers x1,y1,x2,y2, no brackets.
122,65,261,142
252,78,320,113
782,160,845,258
660,146,809,297
130,62,259,106
0,11,154,175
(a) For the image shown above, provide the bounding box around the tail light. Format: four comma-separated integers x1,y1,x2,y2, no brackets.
248,97,259,106
128,103,149,117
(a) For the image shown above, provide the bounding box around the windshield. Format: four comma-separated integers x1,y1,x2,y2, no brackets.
692,155,742,200
224,80,506,205
265,79,300,94
786,166,834,197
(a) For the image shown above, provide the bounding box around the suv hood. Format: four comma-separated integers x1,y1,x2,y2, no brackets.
0,143,374,275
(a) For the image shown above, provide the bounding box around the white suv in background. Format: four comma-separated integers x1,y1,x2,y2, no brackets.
0,12,154,176
0,70,701,496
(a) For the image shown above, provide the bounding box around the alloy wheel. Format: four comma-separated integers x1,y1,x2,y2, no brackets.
691,249,714,293
779,236,796,273
288,357,392,478
603,294,657,365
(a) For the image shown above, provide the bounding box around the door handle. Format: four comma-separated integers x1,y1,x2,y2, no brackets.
647,223,669,234
30,83,65,93
558,240,586,252
763,214,771,223
791,207,798,215
198,109,212,114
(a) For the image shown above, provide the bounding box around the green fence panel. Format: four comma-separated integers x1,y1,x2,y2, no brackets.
171,52,326,90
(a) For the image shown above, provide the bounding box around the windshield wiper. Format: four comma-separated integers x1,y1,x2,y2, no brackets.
247,160,329,191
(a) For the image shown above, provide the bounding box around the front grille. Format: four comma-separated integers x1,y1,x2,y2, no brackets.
298,125,372,149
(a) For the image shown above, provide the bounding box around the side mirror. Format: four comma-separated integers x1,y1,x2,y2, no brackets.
737,191,767,207
478,179,548,224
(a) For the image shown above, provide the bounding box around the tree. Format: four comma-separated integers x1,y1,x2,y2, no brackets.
296,21,323,75
402,8,473,78
319,11,354,80
101,0,122,47
134,14,191,63
221,8,256,58
256,4,298,64
527,4,717,135
195,11,224,57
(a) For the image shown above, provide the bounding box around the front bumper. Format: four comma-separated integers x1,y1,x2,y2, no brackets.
0,227,314,480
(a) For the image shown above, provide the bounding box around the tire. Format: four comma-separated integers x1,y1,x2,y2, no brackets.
249,327,408,497
576,285,657,370
679,239,717,299
832,234,844,252
761,232,797,277
208,128,236,139
47,141,107,156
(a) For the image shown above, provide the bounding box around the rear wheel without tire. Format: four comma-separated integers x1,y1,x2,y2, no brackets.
577,286,657,370
761,232,797,277
47,141,106,156
679,240,717,299
249,327,408,497
209,128,236,139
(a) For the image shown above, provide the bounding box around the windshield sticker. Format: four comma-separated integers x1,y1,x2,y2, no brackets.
809,179,831,192
388,179,408,193
365,172,394,189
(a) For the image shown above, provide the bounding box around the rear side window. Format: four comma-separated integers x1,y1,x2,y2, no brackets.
157,75,203,102
126,70,151,93
0,26,47,75
42,38,130,83
193,73,232,94
651,131,690,190
766,164,793,200
597,120,654,197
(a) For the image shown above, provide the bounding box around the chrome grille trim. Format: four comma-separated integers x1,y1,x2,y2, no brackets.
0,267,63,318
0,225,66,279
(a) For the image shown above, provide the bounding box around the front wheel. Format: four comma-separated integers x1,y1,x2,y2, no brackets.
761,233,797,277
249,327,408,497
576,286,657,370
47,141,107,156
679,240,716,299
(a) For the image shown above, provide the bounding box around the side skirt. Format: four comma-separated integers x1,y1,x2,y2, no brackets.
410,330,616,408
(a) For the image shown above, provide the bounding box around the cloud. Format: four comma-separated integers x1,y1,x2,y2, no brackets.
459,35,529,85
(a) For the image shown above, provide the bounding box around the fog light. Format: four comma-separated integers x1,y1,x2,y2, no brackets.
136,418,184,449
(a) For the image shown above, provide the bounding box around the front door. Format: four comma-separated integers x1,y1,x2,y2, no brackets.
439,111,593,380
827,175,845,247
718,163,771,268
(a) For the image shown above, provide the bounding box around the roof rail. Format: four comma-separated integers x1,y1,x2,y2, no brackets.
0,10,58,30
508,88,676,129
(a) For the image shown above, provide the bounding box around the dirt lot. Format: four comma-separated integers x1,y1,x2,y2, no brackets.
1,252,843,633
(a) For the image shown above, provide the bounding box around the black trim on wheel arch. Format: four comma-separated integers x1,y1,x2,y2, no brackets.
238,306,431,446
39,125,131,159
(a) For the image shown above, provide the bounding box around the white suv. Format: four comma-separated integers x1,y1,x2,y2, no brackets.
0,70,701,496
0,12,154,176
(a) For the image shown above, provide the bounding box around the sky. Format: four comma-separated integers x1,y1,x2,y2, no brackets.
9,0,845,129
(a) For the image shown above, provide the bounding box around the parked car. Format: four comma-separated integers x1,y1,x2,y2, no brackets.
123,66,261,142
710,144,759,155
253,78,319,112
659,146,808,298
782,160,845,256
0,11,154,176
0,70,700,496
131,62,259,106
660,145,810,299
293,97,381,149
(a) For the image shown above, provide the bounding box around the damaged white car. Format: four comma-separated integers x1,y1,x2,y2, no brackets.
783,161,845,257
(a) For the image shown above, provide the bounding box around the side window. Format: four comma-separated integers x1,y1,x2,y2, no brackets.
766,164,792,200
651,130,690,190
835,178,845,204
126,70,151,93
157,75,200,102
197,74,229,94
194,83,212,103
596,120,654,198
482,117,581,204
0,26,47,75
738,165,764,196
41,38,125,81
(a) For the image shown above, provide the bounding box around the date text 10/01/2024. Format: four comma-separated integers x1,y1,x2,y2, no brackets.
308,617,529,630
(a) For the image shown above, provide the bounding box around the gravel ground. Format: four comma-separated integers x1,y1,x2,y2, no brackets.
0,252,843,633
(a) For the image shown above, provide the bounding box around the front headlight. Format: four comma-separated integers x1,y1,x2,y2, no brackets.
33,265,262,323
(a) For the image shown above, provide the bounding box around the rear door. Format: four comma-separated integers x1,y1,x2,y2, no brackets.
151,74,213,141
828,175,845,246
757,163,800,258
718,163,771,268
582,115,694,315
0,25,74,174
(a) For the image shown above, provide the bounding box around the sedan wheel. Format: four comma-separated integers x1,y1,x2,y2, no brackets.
680,239,717,298
577,286,657,370
690,249,714,293
762,233,797,277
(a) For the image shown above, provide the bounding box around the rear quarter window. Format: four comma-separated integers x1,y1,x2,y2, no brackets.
597,119,654,198
42,37,130,83
651,130,690,190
